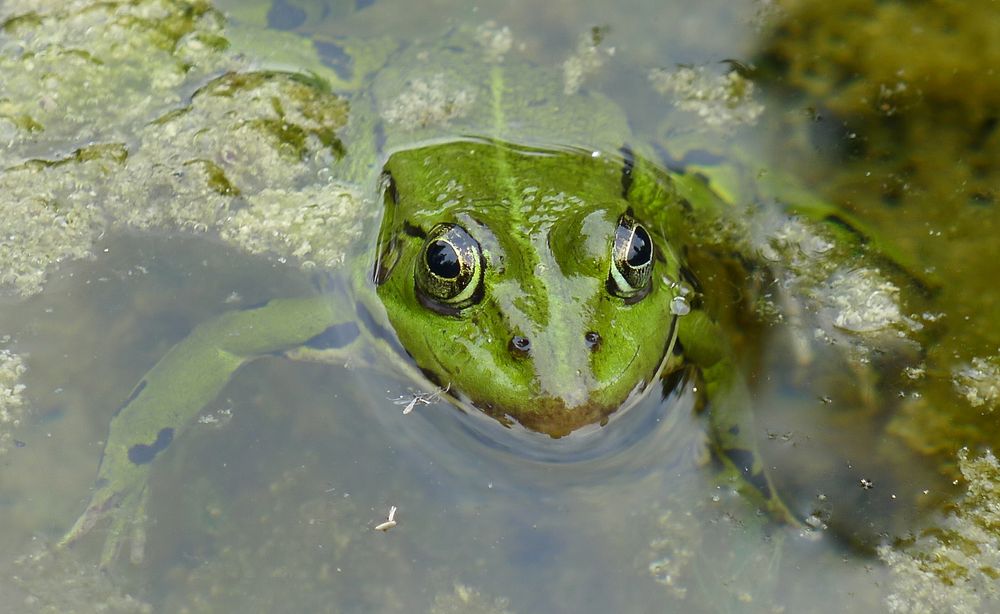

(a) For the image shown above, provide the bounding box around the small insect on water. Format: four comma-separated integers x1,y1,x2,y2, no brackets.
389,383,451,415
374,505,398,532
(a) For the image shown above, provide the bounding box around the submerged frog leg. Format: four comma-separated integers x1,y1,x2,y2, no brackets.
59,294,344,565
679,310,799,525
281,293,432,390
764,177,941,293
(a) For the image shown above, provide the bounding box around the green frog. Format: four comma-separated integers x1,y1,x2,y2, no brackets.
57,20,921,567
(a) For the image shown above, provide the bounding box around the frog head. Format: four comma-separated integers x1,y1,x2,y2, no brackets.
375,139,684,437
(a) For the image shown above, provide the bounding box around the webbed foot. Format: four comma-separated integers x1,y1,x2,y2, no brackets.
59,473,150,568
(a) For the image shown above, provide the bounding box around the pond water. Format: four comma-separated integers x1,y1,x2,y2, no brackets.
1,0,998,612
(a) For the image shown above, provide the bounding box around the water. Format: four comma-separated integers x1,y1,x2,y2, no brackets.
1,0,998,611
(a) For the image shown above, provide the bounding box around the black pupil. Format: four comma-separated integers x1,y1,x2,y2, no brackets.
511,336,531,352
626,226,652,267
426,240,461,279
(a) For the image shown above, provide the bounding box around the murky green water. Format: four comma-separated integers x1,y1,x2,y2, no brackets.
1,0,998,612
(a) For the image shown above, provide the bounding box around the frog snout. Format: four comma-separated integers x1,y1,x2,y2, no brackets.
507,332,602,358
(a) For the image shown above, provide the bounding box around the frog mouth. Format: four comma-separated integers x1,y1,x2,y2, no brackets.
413,350,606,438
418,328,677,438
423,353,668,440
437,369,678,467
480,398,620,439
472,364,666,439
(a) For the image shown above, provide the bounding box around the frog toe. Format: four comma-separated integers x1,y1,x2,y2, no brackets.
59,491,120,549
59,482,149,569
99,489,148,568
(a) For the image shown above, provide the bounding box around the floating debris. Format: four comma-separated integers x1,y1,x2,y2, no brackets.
563,27,613,96
374,505,398,532
649,66,764,129
821,268,905,333
952,356,1000,411
475,21,514,63
380,74,476,130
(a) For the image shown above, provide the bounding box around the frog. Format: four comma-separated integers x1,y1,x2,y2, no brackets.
55,16,923,568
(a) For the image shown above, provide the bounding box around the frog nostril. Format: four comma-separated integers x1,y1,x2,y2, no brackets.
509,335,531,357
584,331,601,351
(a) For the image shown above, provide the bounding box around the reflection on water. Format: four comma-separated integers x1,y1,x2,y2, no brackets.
0,0,998,611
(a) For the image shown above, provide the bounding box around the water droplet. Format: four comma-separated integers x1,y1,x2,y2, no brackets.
670,296,690,316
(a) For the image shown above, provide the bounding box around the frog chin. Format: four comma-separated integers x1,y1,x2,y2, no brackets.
416,368,589,438
495,398,620,439
444,375,648,438
416,335,664,439
498,368,670,438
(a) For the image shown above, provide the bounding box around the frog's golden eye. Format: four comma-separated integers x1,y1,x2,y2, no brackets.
608,214,653,302
415,223,484,312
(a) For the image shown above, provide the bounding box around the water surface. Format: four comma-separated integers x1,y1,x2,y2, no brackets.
1,0,998,611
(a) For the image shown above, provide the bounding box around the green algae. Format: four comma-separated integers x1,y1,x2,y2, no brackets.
0,145,118,296
220,182,365,269
752,0,1000,461
0,347,27,456
0,0,234,164
750,3,1000,607
879,448,1000,613
0,0,366,483
0,0,362,297
11,547,152,613
0,6,378,607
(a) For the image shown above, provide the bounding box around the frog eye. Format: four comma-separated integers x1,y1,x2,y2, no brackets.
608,214,653,302
415,223,484,312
